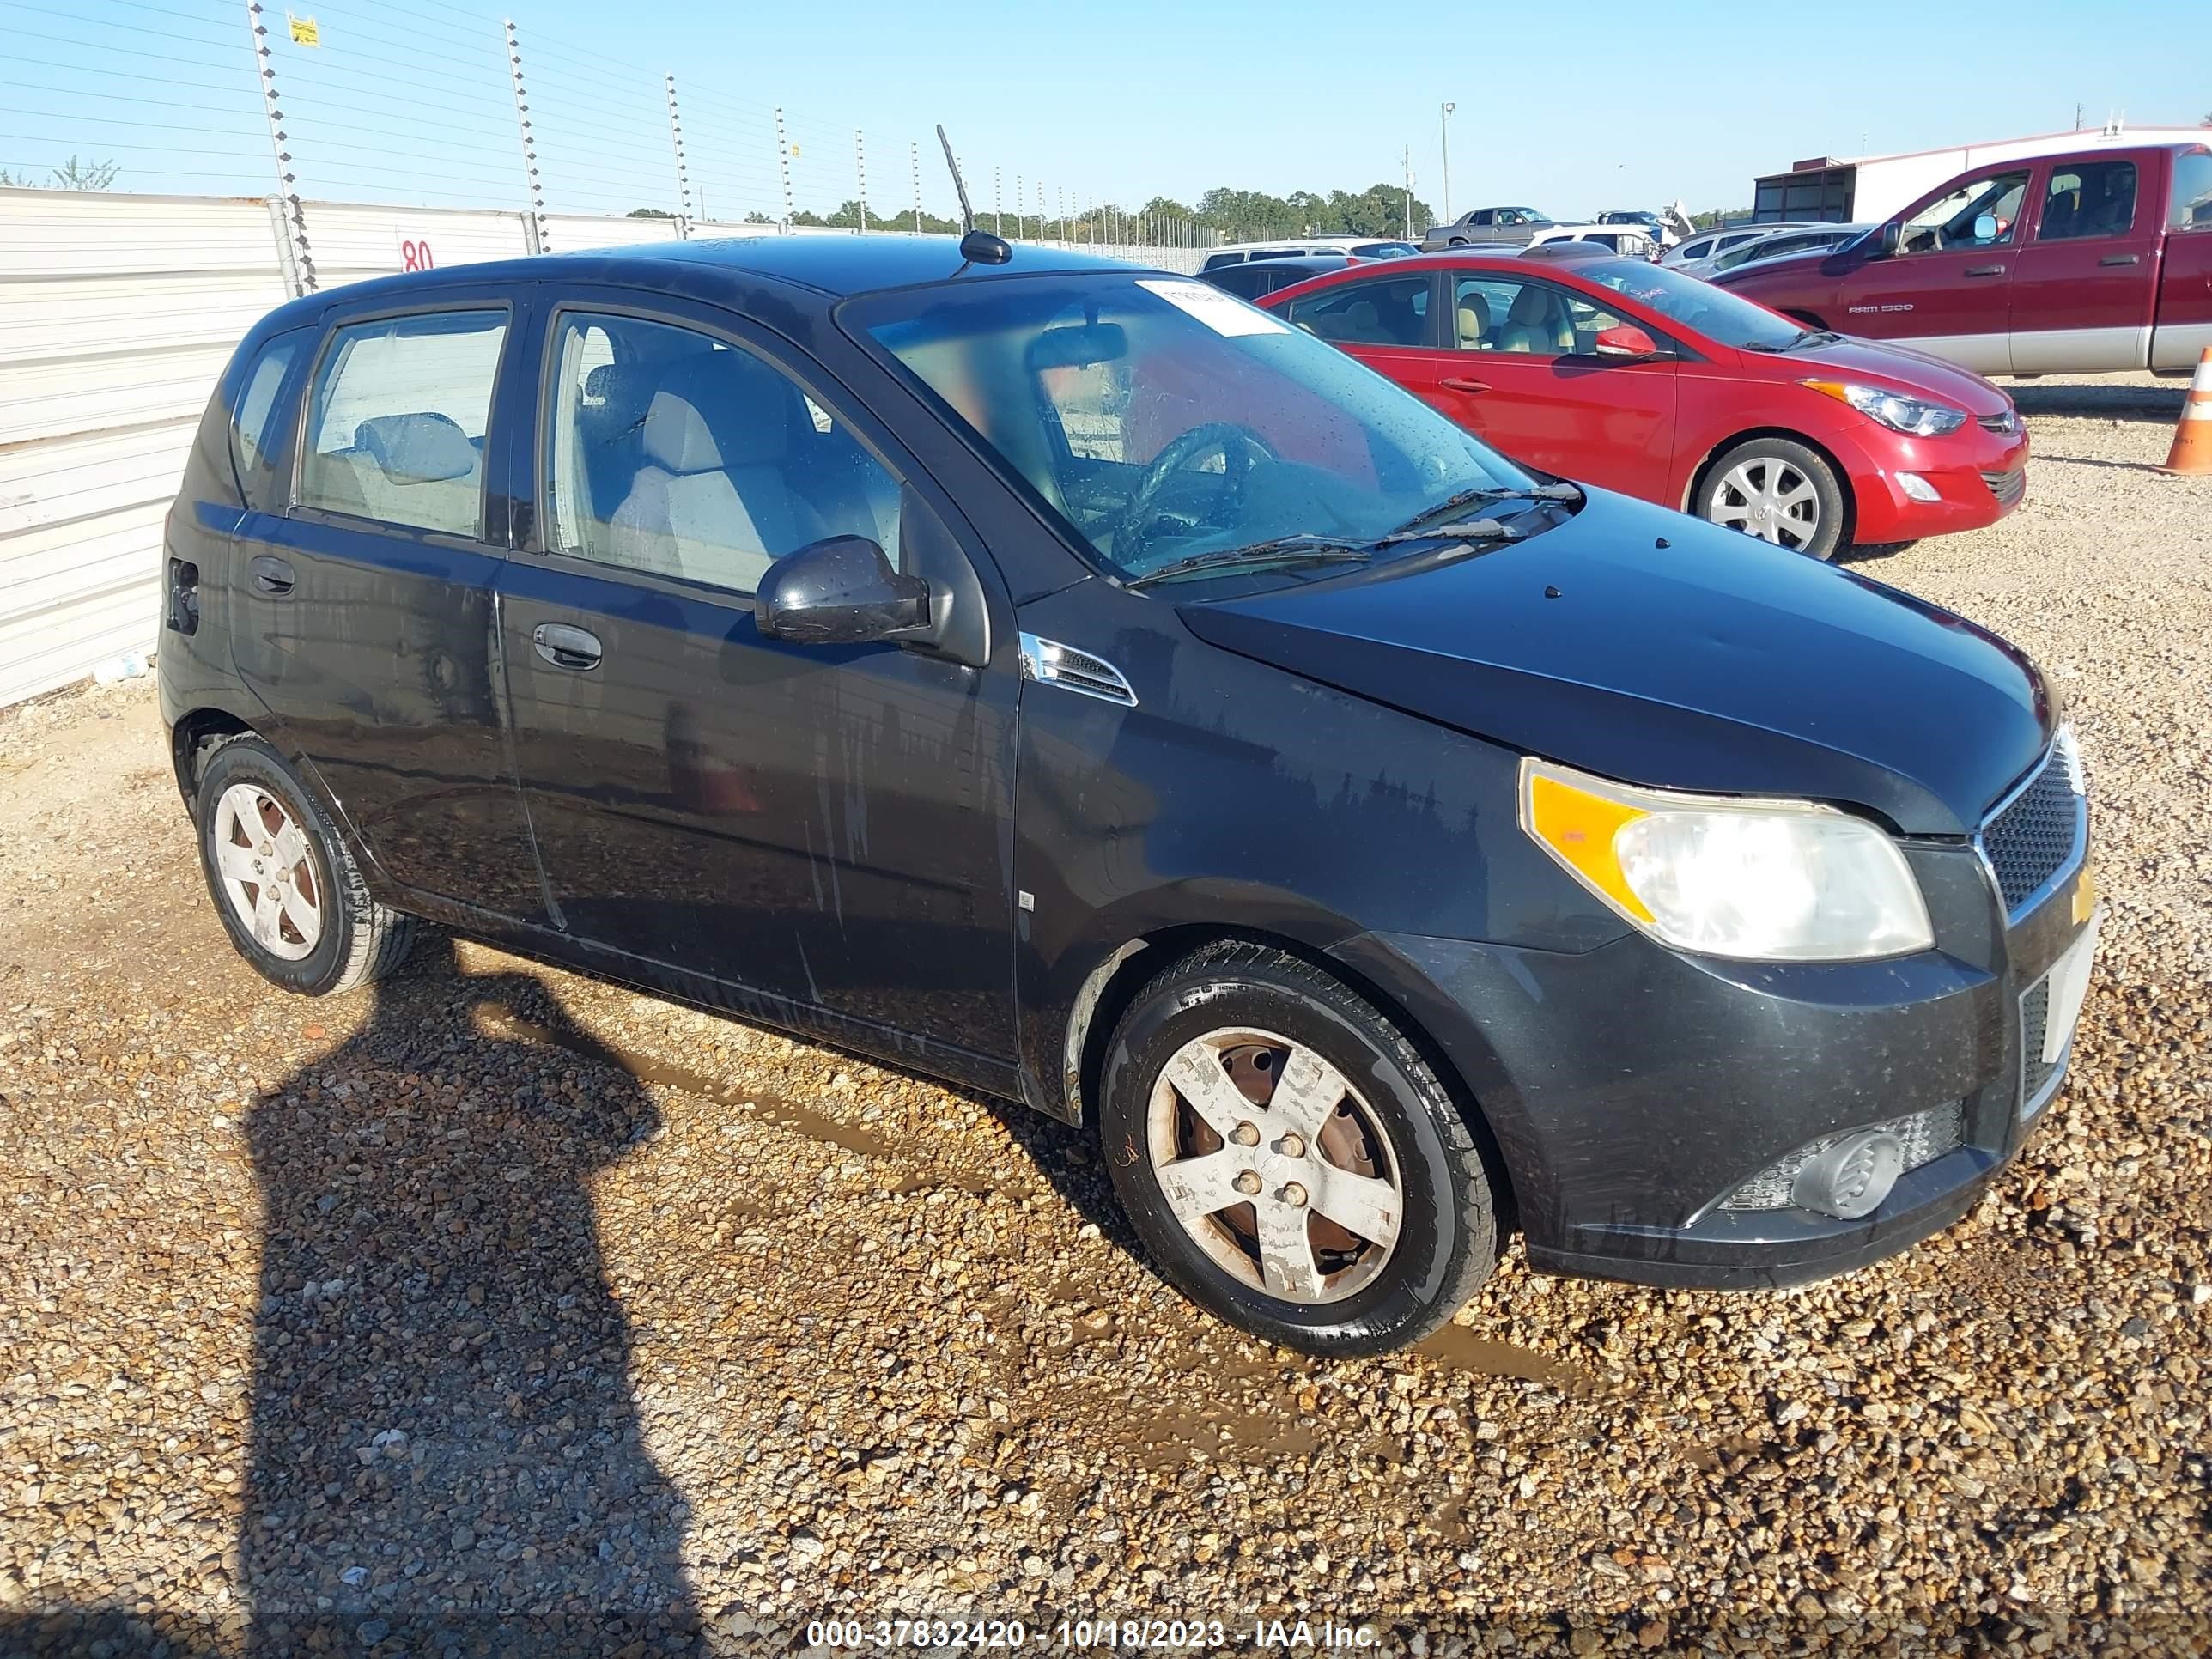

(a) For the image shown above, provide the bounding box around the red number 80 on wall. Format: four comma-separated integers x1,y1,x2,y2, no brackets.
399,238,435,272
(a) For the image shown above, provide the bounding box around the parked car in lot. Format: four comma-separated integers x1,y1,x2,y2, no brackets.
1664,222,1815,270
1422,206,1554,249
1703,223,1872,276
1715,142,2212,374
161,235,2094,1354
1597,209,1678,249
1200,237,1418,270
1198,252,1353,300
1265,250,2029,558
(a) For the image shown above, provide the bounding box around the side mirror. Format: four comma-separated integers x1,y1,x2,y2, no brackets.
754,535,932,647
1972,212,1999,242
1593,324,1661,360
1878,222,1903,258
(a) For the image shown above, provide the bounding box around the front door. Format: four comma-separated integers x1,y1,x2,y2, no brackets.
230,299,548,923
1834,165,2033,372
1434,272,1678,499
494,301,1019,1059
2009,155,2160,373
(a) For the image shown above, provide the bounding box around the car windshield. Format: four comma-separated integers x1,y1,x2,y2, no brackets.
1565,258,1804,350
848,272,1542,585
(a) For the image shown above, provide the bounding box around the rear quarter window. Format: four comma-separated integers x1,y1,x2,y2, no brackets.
2172,151,2212,229
228,331,308,498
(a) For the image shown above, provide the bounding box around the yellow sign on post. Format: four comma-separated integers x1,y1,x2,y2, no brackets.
287,14,320,46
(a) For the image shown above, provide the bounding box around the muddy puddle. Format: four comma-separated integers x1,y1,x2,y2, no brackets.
474,1006,1036,1196
1413,1322,1604,1395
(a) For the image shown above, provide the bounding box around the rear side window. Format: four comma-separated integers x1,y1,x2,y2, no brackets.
1285,276,1432,345
296,310,507,537
228,331,306,495
2171,151,2212,229
2039,161,2137,241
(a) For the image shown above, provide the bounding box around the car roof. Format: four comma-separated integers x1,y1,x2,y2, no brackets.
1255,246,1639,308
276,233,1140,319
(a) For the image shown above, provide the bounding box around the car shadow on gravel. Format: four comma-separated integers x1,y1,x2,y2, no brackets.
232,937,703,1657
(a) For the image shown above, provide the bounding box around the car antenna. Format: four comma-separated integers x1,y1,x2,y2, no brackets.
937,124,1012,266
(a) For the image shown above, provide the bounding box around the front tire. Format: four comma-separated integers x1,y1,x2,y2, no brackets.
192,733,416,996
1696,435,1847,560
1097,941,1499,1355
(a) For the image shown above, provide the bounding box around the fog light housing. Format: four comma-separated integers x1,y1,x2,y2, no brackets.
1721,1101,1962,1215
1896,471,1940,503
1792,1130,1902,1218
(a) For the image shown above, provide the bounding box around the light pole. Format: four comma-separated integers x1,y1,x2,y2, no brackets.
1439,101,1455,223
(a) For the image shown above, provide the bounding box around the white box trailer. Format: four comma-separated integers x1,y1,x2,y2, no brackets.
1753,123,2209,225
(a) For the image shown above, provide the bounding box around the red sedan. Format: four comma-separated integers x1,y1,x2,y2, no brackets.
1259,248,2029,559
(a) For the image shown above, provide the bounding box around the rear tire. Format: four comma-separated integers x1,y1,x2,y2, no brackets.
1097,940,1499,1355
1696,435,1847,560
191,733,416,996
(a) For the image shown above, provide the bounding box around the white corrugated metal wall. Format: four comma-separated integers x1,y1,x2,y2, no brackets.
0,188,1204,708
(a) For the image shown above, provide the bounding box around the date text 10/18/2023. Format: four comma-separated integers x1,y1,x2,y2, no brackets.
805,1618,1386,1650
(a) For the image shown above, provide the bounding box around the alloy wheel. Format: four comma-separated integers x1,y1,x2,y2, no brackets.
1145,1027,1403,1304
1710,455,1822,550
211,782,322,960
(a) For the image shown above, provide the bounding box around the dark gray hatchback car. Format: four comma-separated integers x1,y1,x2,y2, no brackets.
158,235,2095,1354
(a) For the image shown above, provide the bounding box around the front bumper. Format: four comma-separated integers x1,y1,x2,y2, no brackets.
1840,417,2031,544
1340,841,2094,1291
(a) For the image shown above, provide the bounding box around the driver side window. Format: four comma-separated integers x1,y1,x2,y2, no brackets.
1903,168,2029,254
1453,277,1631,356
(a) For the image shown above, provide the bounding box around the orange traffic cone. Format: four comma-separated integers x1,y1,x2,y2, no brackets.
2165,347,2212,475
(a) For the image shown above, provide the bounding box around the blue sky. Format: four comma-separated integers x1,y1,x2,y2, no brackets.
3,0,2205,222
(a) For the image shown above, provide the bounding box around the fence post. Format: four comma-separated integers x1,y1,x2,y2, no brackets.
993,165,1001,235
855,130,866,233
775,106,793,231
245,0,314,294
664,73,693,237
909,143,920,234
504,18,549,252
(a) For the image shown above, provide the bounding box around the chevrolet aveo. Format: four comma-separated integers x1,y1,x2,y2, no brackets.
159,236,2098,1354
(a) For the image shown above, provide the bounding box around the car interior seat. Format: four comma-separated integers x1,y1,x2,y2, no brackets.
324,412,483,534
1496,287,1572,355
606,353,829,591
1455,293,1492,349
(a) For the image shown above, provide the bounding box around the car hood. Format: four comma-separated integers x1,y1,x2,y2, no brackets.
1176,489,2051,835
1768,333,2013,416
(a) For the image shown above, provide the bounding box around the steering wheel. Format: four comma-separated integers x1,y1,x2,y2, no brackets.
1120,422,1279,562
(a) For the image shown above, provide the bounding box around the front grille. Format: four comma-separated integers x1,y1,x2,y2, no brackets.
1722,1101,1965,1212
1982,467,2027,507
1981,743,2082,915
1978,410,2020,435
2020,977,2057,1117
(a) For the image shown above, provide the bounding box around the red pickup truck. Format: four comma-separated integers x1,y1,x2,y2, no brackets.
1714,143,2212,376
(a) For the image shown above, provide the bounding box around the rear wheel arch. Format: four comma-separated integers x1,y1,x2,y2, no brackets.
170,707,257,805
1683,424,1858,549
1058,923,1523,1231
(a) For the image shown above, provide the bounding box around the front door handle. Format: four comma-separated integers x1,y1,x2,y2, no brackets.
1440,376,1492,395
248,554,294,597
2098,252,2140,267
1964,264,2007,277
532,622,602,671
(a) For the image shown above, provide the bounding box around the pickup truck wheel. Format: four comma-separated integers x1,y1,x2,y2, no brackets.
1697,436,1845,560
192,734,416,996
1097,941,1499,1356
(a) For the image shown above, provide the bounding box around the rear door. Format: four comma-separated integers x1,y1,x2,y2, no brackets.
1435,270,1678,499
2152,147,2212,370
2008,153,2160,373
230,291,548,923
493,294,1020,1060
1279,270,1448,400
1831,165,2034,372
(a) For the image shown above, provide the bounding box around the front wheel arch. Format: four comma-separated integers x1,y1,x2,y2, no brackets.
1682,425,1857,551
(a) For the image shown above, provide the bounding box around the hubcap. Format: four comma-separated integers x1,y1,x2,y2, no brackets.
212,784,322,961
1146,1028,1403,1305
1711,456,1822,552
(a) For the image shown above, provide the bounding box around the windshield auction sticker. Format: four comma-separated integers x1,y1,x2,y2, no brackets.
1136,278,1293,337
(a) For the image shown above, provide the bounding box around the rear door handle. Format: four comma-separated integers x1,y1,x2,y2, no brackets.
1440,376,1492,394
1965,264,2007,277
532,622,602,671
247,554,294,597
2098,252,2140,267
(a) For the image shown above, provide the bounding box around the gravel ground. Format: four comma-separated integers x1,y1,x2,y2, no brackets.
1,386,2207,1657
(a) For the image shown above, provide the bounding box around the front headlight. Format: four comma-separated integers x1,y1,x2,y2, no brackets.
1801,379,1967,438
1519,759,1934,961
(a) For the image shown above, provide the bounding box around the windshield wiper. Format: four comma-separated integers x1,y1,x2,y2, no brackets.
1123,536,1375,590
1379,515,1522,545
1746,327,1843,353
1388,480,1581,537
